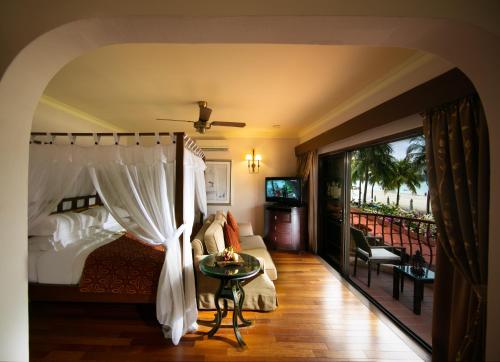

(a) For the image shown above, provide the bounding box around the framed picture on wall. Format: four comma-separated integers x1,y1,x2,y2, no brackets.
205,160,232,205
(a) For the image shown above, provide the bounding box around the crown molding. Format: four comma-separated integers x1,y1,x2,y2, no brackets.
298,52,447,140
39,95,127,132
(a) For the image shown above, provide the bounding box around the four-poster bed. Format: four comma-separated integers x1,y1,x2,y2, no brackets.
27,131,207,344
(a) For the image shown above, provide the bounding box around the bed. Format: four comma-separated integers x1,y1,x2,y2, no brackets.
28,195,168,303
28,132,204,304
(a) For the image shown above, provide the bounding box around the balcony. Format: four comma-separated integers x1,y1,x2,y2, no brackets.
350,209,437,268
349,209,436,346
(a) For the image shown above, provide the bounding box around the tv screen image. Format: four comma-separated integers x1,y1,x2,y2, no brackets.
265,177,301,204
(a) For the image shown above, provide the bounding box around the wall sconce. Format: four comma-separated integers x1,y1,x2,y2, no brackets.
245,149,261,173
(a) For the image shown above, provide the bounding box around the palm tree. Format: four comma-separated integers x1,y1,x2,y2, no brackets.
387,158,424,206
351,155,364,205
358,144,395,204
406,136,430,213
351,145,395,206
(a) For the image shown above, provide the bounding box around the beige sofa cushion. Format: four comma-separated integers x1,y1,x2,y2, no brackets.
204,220,225,254
240,235,267,250
238,222,254,237
243,248,278,281
192,238,204,257
214,211,226,225
197,271,277,311
192,216,215,256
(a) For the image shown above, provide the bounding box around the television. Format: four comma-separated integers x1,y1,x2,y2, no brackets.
265,177,302,205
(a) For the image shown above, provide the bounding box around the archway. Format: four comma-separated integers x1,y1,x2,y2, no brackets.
1,15,499,361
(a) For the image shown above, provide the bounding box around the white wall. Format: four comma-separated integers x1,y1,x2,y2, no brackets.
206,138,298,235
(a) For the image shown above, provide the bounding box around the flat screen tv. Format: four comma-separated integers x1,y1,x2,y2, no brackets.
265,177,302,205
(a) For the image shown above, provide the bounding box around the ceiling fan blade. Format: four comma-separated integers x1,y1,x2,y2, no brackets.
156,118,195,123
210,121,246,128
199,106,212,122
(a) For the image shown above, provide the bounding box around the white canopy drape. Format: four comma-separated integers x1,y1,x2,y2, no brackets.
181,150,207,331
192,152,208,217
28,145,93,234
28,142,207,345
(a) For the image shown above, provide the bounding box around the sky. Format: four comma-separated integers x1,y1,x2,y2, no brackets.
389,138,428,195
389,139,411,160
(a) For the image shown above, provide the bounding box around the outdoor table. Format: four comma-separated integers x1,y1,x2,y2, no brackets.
392,265,435,315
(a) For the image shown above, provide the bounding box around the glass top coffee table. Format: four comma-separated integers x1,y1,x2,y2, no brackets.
199,253,261,346
392,265,435,315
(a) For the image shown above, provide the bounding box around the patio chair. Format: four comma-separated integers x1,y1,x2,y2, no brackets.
351,226,405,287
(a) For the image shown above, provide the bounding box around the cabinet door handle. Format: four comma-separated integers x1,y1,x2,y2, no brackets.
274,215,277,220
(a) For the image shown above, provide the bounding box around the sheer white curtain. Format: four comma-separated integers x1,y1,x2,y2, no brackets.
28,145,86,234
181,150,207,332
193,154,208,217
86,144,193,344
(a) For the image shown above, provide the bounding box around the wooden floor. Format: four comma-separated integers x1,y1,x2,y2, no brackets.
29,252,428,361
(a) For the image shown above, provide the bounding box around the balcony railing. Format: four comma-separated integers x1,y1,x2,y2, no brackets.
350,210,437,269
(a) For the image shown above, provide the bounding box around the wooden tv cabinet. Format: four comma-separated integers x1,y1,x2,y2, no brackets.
264,204,306,251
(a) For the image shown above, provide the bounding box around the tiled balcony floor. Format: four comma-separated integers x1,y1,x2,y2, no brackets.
348,261,433,346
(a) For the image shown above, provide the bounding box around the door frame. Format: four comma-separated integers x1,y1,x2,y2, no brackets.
317,151,351,274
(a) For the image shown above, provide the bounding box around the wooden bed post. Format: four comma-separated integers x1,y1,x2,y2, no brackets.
175,132,184,229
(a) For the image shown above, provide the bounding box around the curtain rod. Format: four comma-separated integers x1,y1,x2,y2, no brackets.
30,131,206,160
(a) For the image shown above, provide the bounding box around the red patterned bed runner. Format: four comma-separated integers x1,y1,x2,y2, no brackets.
79,235,165,296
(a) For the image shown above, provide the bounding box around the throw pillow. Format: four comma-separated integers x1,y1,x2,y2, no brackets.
204,221,225,254
226,211,240,238
223,223,241,252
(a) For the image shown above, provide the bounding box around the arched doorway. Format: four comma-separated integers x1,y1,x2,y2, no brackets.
1,14,499,361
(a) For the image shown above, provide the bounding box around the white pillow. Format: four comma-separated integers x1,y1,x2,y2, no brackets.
30,211,100,242
81,206,109,225
52,225,103,249
103,213,120,229
102,207,129,230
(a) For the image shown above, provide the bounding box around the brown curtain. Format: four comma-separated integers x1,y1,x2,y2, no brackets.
297,151,314,182
297,151,318,252
424,94,489,361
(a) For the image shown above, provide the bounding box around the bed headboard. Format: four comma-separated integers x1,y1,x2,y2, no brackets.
55,194,103,213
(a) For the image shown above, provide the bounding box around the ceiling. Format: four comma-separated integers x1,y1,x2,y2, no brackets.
37,43,450,139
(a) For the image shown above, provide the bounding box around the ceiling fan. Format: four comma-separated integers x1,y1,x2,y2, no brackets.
156,101,246,134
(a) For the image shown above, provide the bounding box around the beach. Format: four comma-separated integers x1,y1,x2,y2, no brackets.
351,188,429,213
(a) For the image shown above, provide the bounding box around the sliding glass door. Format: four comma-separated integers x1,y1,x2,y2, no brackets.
318,135,434,350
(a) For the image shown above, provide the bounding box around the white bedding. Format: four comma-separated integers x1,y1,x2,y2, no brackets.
28,225,124,285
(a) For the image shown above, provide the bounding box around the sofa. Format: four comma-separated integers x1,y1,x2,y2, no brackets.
191,212,278,311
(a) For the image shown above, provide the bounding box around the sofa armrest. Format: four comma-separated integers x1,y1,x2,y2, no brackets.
255,256,265,273
238,222,254,236
192,238,205,256
193,254,208,271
